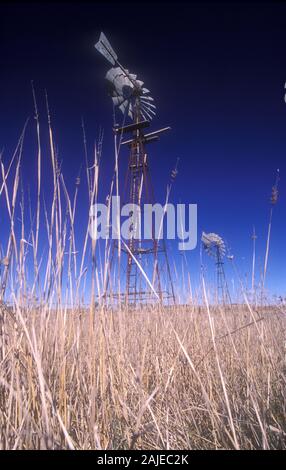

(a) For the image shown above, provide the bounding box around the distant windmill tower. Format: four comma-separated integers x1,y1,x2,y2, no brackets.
201,232,231,305
95,32,175,305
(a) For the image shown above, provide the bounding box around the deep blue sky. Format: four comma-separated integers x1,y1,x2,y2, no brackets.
1,1,286,299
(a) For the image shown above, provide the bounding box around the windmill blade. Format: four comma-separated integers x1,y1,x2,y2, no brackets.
140,99,154,108
140,101,156,114
219,244,226,257
122,74,134,89
95,32,118,65
127,100,131,114
202,232,226,259
140,109,149,121
205,246,216,258
124,100,132,118
142,88,150,94
140,95,154,102
141,102,156,117
128,105,133,119
141,100,156,109
112,96,125,106
202,232,217,247
106,67,135,104
202,233,212,249
139,104,154,120
140,101,155,112
143,108,155,119
105,67,118,84
136,79,144,88
119,99,130,115
118,68,138,88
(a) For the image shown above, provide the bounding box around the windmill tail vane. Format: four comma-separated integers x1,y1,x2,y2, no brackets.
95,32,118,66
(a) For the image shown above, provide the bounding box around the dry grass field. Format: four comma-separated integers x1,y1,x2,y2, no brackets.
0,302,285,449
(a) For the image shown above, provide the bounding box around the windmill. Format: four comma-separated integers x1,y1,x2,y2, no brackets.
95,32,157,122
201,232,231,305
95,32,175,305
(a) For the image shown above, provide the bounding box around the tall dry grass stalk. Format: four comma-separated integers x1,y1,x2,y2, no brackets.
262,169,279,296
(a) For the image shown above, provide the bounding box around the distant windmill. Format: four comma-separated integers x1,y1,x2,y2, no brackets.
201,232,231,305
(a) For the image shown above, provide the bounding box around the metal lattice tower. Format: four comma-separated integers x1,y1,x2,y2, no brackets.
95,33,175,306
201,232,231,305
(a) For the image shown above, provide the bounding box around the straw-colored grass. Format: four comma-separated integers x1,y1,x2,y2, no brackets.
0,303,285,449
